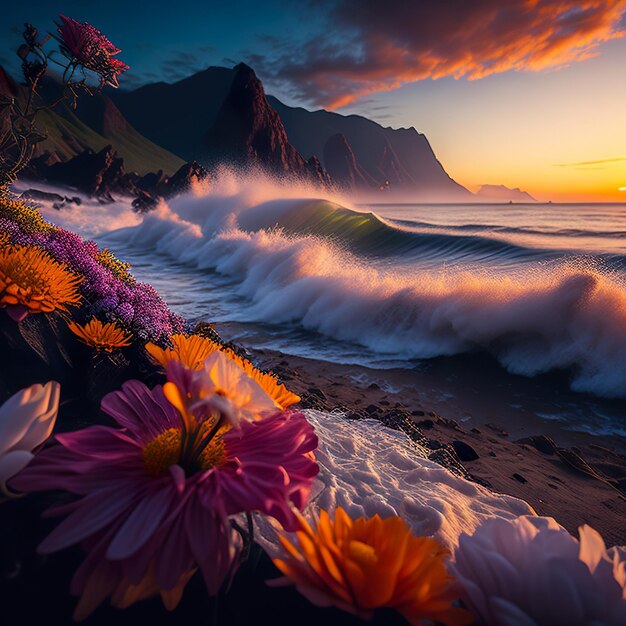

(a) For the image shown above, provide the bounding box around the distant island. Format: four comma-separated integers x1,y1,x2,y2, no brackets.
476,184,537,203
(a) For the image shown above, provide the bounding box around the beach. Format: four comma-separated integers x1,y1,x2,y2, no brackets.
253,347,626,545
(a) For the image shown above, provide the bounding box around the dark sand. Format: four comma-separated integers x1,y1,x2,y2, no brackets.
253,348,626,546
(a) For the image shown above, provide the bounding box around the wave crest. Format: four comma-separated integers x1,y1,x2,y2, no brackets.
105,183,626,398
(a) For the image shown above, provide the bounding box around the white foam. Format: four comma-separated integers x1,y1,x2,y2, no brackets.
30,175,626,398
254,410,533,552
13,181,141,238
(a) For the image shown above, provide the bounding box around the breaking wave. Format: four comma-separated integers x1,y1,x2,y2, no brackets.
96,175,626,399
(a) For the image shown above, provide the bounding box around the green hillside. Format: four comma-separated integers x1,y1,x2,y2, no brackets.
35,105,185,176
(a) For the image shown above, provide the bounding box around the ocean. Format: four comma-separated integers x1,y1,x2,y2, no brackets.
29,176,626,438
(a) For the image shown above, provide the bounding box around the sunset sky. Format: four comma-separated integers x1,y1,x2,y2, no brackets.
2,0,625,201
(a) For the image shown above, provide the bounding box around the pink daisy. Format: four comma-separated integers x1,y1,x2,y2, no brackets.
12,378,319,619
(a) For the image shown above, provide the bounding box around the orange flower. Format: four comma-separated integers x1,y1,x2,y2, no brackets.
68,318,132,352
0,244,82,321
146,333,300,409
271,508,472,626
146,333,219,370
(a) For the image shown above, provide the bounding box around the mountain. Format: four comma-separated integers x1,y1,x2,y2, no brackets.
476,184,536,203
4,61,471,198
267,97,470,198
112,66,235,162
322,133,376,189
203,64,331,184
111,63,470,198
0,66,184,176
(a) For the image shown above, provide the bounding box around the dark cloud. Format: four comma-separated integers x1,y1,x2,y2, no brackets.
160,47,217,82
256,0,626,108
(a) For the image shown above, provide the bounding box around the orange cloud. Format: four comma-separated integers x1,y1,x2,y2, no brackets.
260,0,626,108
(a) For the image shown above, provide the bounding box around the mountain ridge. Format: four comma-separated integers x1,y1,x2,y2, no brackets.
4,61,474,198
111,63,470,198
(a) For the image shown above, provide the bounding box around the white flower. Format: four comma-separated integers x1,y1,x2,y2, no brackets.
191,351,280,427
0,382,60,496
451,515,626,626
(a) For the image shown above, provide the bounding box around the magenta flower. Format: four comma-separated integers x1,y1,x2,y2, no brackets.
56,15,129,87
12,379,319,619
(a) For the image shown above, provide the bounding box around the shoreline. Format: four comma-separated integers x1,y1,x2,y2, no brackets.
251,346,626,545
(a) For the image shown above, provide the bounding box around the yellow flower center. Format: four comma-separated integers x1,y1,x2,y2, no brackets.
142,428,182,476
142,423,227,477
348,540,379,566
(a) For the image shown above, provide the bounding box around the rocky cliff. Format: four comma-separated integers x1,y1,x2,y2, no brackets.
203,64,330,185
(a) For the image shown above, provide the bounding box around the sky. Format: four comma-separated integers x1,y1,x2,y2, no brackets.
2,0,625,202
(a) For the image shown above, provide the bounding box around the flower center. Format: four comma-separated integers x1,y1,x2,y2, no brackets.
142,428,182,476
142,423,227,477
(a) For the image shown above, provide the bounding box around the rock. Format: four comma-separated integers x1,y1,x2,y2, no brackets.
307,387,327,402
486,422,509,437
416,419,434,429
132,188,159,212
427,445,490,487
425,439,442,450
43,145,134,198
306,155,333,187
0,312,162,430
436,416,462,431
203,63,331,186
19,189,65,203
367,382,380,390
512,473,528,484
451,440,479,462
411,410,425,417
160,160,209,197
135,169,165,192
516,435,557,455
322,133,377,190
365,404,380,415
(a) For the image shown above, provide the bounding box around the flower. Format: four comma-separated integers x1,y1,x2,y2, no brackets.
95,247,133,283
0,382,60,496
146,333,218,370
56,15,128,87
12,375,319,619
146,333,300,409
68,317,133,352
451,515,626,626
57,14,121,58
164,351,282,428
270,507,472,626
0,244,82,321
0,200,186,340
102,57,130,88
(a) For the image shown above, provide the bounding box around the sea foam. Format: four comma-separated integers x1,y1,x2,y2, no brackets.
34,171,626,398
254,410,533,552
